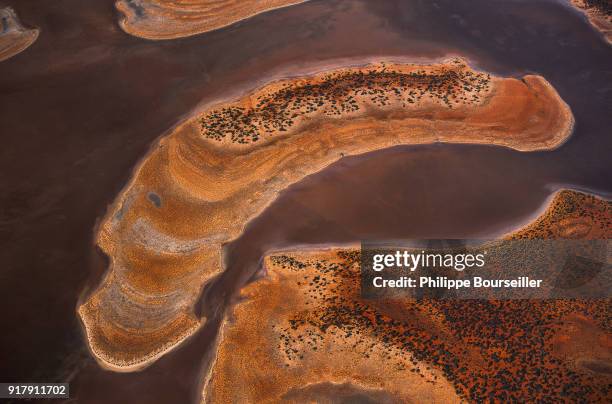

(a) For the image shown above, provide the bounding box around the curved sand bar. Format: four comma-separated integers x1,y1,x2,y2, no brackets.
115,0,308,40
204,190,611,402
78,59,574,371
0,7,39,62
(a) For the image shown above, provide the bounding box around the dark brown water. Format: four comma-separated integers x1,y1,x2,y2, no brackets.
0,0,610,403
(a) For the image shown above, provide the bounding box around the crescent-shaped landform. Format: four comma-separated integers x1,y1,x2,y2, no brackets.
78,59,575,371
570,0,612,44
204,190,611,403
115,0,308,40
0,7,39,62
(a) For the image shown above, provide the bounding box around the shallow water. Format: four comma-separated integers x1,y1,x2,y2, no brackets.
0,0,609,402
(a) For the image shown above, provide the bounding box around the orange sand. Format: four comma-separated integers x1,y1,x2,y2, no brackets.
78,59,574,371
115,0,308,39
206,249,462,403
204,190,610,402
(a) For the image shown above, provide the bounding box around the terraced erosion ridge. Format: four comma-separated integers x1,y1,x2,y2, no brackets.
205,190,611,403
0,7,39,62
570,0,612,43
115,0,309,39
78,59,575,371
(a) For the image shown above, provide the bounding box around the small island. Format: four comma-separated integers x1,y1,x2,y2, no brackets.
0,7,38,62
115,0,308,39
78,58,575,371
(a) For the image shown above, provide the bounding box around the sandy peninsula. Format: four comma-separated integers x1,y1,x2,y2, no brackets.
78,58,574,371
0,7,39,62
570,0,612,43
115,0,308,40
204,190,611,402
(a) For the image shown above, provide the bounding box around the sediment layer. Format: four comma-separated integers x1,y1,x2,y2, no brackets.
204,190,611,402
0,7,38,62
570,0,612,43
115,0,308,39
78,59,574,371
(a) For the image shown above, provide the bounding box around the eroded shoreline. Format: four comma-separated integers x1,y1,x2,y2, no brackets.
569,0,612,43
116,0,309,40
204,189,611,402
78,58,575,371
